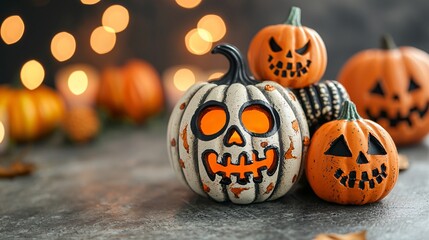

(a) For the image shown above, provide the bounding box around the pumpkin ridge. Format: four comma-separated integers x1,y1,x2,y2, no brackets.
307,28,328,80
324,81,338,117
168,83,207,187
255,85,283,201
194,84,221,198
180,84,216,197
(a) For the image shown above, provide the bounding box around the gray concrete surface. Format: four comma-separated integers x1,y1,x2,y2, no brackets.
0,122,428,239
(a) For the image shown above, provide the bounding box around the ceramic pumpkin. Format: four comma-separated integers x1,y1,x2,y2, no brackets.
97,59,164,123
0,85,65,142
306,100,398,205
293,80,350,135
167,44,310,204
247,6,327,88
338,35,429,146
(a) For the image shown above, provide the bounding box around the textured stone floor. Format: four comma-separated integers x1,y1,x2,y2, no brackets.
0,122,428,239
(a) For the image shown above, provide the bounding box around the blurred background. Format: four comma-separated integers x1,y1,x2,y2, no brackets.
0,0,428,146
2,0,429,84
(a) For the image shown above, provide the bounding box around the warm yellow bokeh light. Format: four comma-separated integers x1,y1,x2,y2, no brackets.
20,60,45,90
197,14,226,42
0,121,5,144
175,0,201,9
51,32,76,62
102,5,129,33
90,26,116,54
1,15,25,45
68,70,89,95
81,0,100,5
208,72,224,81
173,68,196,92
185,28,212,55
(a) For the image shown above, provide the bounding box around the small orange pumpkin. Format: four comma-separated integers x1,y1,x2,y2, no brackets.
306,101,398,205
338,35,429,146
0,85,65,142
97,59,164,123
247,6,327,88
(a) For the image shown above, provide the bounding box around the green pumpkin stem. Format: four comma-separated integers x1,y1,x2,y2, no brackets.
210,44,258,85
381,34,397,50
285,6,302,26
337,100,362,121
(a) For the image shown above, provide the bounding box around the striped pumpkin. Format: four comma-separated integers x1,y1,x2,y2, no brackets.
0,85,65,142
293,80,350,135
167,44,309,204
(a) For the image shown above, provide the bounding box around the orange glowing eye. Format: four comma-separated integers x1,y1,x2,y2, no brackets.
241,104,273,135
199,105,227,136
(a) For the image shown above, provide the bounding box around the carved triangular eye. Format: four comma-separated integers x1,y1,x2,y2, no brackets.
408,77,420,92
324,135,352,157
295,41,310,55
368,133,387,155
269,37,283,52
370,80,385,96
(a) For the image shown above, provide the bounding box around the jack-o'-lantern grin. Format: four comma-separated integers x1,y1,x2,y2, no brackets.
366,101,429,127
203,147,279,185
334,164,388,190
267,37,311,78
325,132,389,190
365,77,429,127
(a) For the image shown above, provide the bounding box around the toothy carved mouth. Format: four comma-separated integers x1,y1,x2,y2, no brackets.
268,55,311,78
366,101,429,127
334,164,387,190
203,147,279,185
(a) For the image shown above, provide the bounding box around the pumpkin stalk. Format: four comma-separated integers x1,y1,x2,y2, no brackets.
381,34,397,50
211,44,257,85
338,100,362,121
285,6,302,26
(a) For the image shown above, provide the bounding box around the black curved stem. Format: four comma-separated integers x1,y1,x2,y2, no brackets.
380,34,397,50
210,44,259,85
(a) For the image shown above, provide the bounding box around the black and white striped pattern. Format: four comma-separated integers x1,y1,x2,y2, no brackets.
293,80,350,135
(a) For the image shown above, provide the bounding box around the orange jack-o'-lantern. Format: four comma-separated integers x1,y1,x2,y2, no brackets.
339,35,429,146
167,44,309,204
306,101,399,205
247,6,327,88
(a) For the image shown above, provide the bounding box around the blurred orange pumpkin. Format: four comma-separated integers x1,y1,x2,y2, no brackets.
97,59,164,123
0,85,65,142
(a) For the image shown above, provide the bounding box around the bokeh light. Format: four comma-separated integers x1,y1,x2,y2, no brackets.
20,60,45,90
0,15,25,45
68,70,89,95
208,72,224,81
51,32,76,62
0,121,4,144
175,0,201,9
185,28,212,55
102,5,129,33
197,14,226,42
173,68,196,91
81,0,100,5
90,26,116,54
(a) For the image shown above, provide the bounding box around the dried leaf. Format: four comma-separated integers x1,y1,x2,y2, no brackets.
0,161,35,178
398,154,409,171
314,230,366,240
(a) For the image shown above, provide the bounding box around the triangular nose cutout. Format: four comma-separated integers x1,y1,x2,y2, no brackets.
356,151,369,164
224,126,245,147
286,50,292,58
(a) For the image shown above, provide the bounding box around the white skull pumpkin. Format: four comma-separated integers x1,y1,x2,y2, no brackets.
167,44,310,204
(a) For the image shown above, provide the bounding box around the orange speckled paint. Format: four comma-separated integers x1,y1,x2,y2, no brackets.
306,101,399,205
